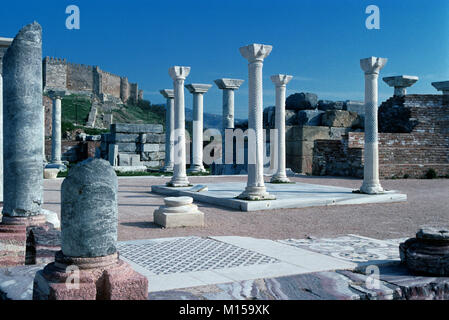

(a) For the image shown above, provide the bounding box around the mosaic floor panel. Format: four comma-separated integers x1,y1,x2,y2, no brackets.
117,237,280,275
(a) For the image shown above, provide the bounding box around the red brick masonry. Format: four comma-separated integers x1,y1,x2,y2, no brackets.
313,95,449,178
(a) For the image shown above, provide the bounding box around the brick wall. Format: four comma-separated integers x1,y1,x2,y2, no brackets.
313,95,449,178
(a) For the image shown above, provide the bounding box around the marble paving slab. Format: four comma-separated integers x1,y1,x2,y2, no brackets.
278,235,407,267
151,182,407,212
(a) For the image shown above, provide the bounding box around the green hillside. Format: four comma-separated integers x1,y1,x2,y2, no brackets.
59,94,165,135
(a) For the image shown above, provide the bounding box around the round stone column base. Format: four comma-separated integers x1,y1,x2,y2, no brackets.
237,186,276,201
400,227,449,276
270,174,291,184
360,182,384,195
167,177,191,188
187,165,206,174
33,251,148,300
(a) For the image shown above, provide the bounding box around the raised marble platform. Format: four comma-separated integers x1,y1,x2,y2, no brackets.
151,182,407,212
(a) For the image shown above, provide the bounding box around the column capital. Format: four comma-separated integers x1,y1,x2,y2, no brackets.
214,78,244,90
383,75,418,96
432,81,449,95
185,83,212,94
160,89,174,99
169,66,190,81
270,74,293,87
239,43,272,63
360,57,387,75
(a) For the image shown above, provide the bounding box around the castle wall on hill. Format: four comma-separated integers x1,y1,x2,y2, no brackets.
42,57,142,104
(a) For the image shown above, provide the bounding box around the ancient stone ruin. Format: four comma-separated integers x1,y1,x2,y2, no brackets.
100,123,165,170
43,57,143,105
33,159,148,300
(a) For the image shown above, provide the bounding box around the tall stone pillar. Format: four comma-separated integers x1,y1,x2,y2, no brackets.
0,23,47,266
214,78,244,170
42,105,47,164
360,57,387,194
214,79,244,131
0,37,13,205
168,66,190,187
185,84,212,173
51,95,62,166
0,75,3,204
160,89,175,172
238,44,275,200
270,74,293,183
33,159,148,300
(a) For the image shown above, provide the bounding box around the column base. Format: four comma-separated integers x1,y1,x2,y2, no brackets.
160,165,174,173
0,215,47,267
46,163,67,171
187,165,206,174
33,251,148,300
270,174,291,184
360,182,384,195
167,176,191,188
237,186,276,201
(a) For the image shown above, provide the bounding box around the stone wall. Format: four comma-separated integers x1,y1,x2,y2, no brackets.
313,95,449,178
43,95,53,137
45,140,100,163
100,123,165,168
101,70,121,98
286,126,352,174
42,57,141,104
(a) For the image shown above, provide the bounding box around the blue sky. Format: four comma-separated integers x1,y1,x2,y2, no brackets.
1,0,448,118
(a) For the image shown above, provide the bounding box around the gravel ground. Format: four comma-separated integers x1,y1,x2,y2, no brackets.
42,175,449,242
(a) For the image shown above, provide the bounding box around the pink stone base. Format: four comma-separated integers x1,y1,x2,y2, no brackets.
0,223,27,267
33,252,148,300
0,215,48,267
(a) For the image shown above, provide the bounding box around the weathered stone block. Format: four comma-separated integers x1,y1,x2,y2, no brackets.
344,100,365,115
111,133,139,143
141,144,159,152
117,143,138,153
318,100,345,111
286,92,318,110
297,110,324,126
111,123,163,134
322,110,363,128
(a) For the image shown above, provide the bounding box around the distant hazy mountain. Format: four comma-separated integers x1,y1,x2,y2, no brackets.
185,108,245,129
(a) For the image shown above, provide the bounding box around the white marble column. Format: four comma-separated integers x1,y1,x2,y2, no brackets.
43,104,47,164
360,57,387,194
160,89,175,172
50,96,62,166
0,75,3,203
383,75,418,97
185,84,212,173
214,79,244,130
270,74,293,183
238,43,275,200
168,66,190,187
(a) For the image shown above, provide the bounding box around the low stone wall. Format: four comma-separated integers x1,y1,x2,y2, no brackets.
286,126,352,174
100,123,166,168
45,140,100,163
313,132,449,178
